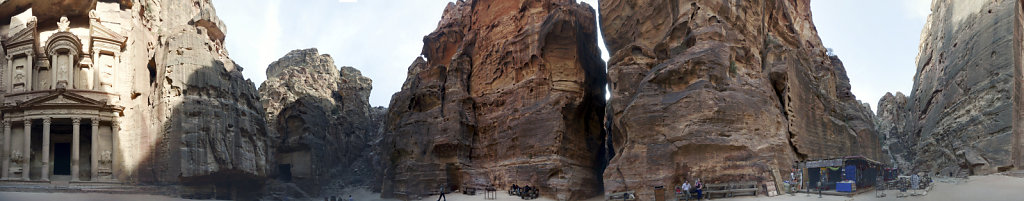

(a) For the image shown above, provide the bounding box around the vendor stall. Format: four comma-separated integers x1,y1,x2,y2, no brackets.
798,156,886,193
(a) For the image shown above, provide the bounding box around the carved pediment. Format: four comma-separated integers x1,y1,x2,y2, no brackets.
2,21,36,50
90,21,126,48
19,90,107,107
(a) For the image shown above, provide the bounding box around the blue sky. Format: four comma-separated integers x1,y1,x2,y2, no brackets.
214,0,929,112
811,0,930,112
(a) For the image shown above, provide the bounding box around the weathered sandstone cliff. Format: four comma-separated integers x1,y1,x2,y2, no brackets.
381,0,607,200
880,0,1020,176
121,0,270,197
259,48,381,196
1016,0,1024,172
600,0,883,198
876,92,911,170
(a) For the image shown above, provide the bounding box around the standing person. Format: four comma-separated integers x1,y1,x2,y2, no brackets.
695,178,703,200
798,169,804,190
348,195,354,201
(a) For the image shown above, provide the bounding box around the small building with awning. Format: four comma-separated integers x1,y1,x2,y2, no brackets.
798,156,886,193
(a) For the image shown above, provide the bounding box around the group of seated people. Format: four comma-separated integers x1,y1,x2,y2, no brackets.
675,178,704,200
509,184,539,199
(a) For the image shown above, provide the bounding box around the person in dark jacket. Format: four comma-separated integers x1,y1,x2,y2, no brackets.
437,184,446,201
695,178,703,200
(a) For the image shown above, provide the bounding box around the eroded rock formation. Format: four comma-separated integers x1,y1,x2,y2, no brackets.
381,0,607,200
881,0,1020,176
122,0,270,197
258,48,381,196
600,0,883,198
876,92,911,170
1016,0,1024,172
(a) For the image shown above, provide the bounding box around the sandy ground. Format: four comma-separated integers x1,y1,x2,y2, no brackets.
350,175,1024,201
1,175,1022,201
326,188,604,201
714,174,1024,201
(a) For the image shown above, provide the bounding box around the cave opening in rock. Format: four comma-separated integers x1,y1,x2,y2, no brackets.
147,58,157,85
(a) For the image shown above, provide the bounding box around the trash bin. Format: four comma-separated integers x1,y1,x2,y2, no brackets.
654,186,665,201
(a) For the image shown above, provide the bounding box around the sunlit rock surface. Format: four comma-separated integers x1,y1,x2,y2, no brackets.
881,0,1020,176
600,0,883,198
381,0,608,200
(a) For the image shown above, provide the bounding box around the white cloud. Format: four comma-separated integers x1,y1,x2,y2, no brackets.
339,0,357,2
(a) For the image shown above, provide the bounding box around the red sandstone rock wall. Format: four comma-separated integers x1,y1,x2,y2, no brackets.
600,0,883,198
381,0,607,200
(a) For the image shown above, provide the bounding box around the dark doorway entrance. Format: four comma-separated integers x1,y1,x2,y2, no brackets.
54,143,71,175
278,164,292,181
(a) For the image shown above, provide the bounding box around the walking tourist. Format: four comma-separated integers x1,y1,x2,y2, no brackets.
437,184,446,201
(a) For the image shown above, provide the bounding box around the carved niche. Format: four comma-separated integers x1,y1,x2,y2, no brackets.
12,57,26,91
97,53,115,90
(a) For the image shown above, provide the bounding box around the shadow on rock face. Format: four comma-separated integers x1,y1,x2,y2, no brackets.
269,95,384,197
129,55,271,200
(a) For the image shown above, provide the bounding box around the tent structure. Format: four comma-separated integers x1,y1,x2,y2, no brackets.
798,156,885,192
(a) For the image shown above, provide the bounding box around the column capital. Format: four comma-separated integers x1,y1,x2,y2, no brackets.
91,118,100,126
72,117,81,124
23,119,31,126
111,120,119,127
42,117,51,125
2,120,9,127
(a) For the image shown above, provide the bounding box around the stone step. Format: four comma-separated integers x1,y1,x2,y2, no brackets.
50,180,70,187
0,181,175,196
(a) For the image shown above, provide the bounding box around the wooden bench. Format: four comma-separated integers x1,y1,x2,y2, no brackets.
728,182,759,197
607,191,636,201
674,189,698,201
703,182,761,199
463,186,477,195
703,183,731,199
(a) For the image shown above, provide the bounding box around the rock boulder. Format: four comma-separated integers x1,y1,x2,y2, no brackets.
259,48,380,196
